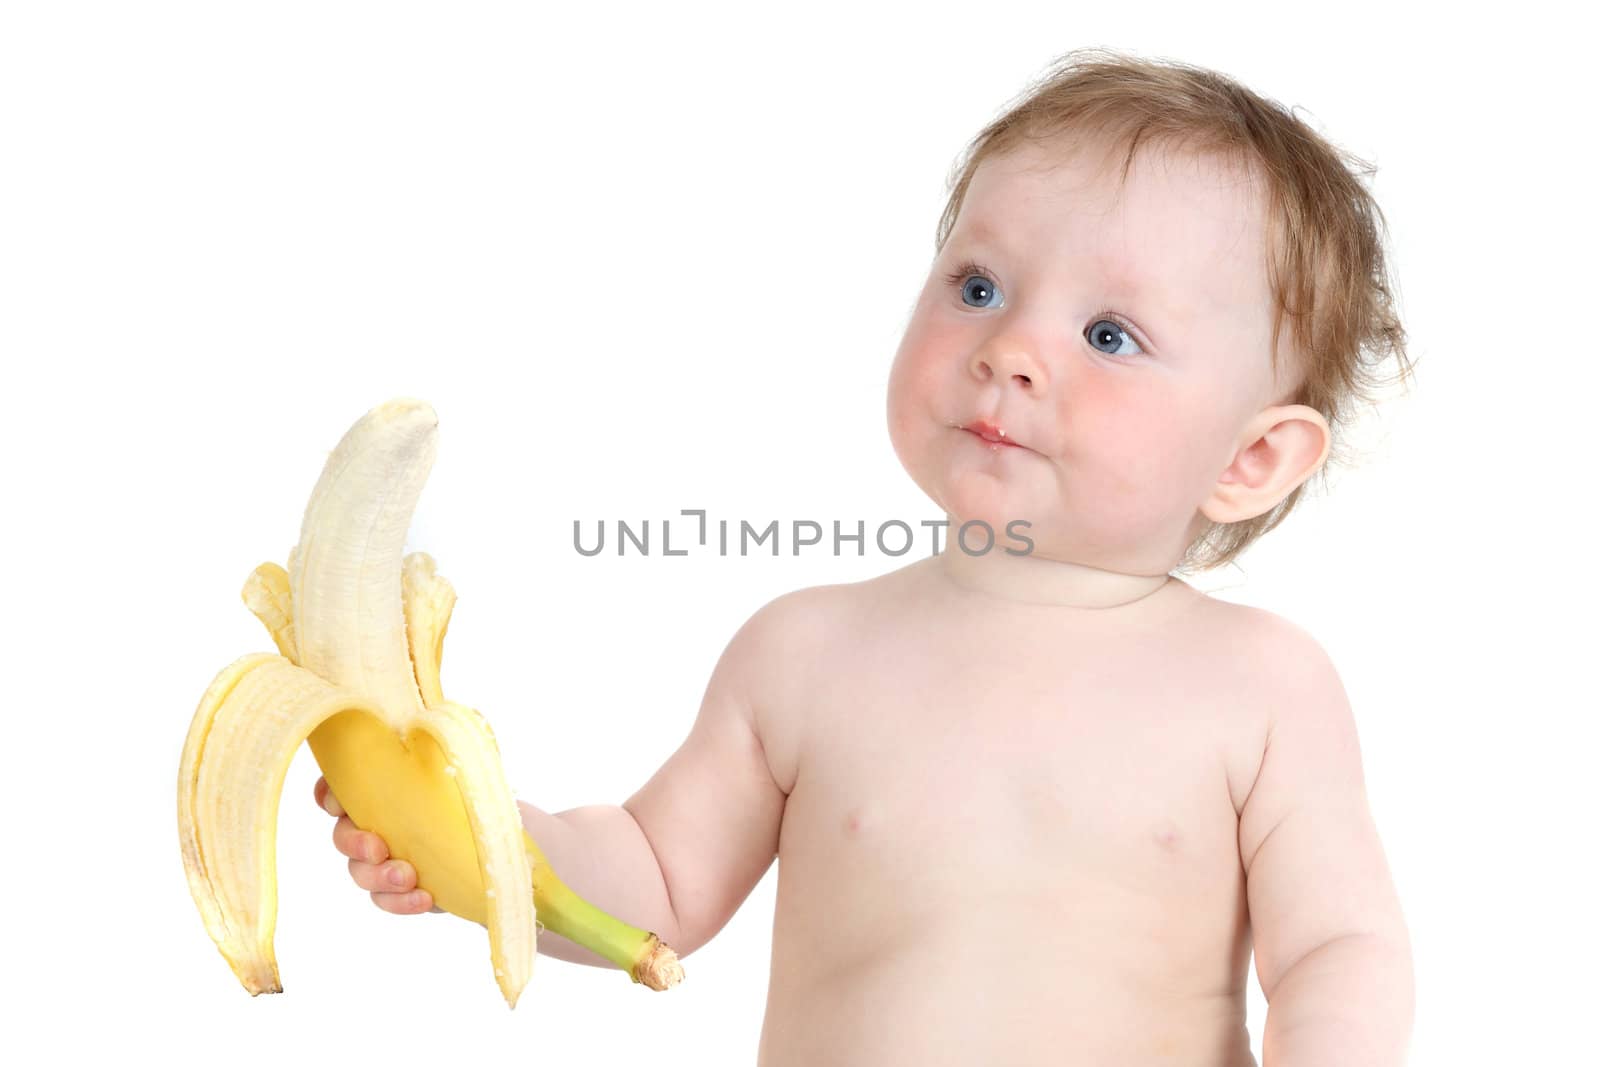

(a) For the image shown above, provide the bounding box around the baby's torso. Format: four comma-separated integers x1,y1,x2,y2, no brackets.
752,560,1271,1066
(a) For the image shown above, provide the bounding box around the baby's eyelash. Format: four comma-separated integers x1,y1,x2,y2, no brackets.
1088,309,1143,345
942,258,1148,352
943,258,995,290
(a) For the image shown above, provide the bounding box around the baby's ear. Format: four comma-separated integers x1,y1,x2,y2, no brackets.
1200,404,1330,523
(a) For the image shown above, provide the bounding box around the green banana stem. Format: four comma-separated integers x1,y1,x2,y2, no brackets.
522,831,684,990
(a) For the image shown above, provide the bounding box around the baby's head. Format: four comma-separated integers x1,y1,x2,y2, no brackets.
887,48,1413,578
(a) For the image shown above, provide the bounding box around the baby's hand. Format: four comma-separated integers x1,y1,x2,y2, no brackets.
314,776,441,915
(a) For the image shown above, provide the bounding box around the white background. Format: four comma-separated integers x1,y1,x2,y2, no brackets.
3,2,1594,1064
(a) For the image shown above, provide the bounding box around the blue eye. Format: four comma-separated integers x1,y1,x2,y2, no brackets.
944,260,1004,309
958,274,1002,309
961,275,1000,308
1084,318,1144,357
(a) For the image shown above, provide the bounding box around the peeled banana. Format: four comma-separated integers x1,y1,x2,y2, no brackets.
177,397,683,1008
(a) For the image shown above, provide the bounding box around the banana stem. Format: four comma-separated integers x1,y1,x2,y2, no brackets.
522,831,685,990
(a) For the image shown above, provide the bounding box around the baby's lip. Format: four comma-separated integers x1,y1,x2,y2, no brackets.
961,418,1025,448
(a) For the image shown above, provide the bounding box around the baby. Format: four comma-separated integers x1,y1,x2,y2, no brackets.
317,49,1415,1065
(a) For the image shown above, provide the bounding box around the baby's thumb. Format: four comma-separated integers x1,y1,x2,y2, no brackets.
314,777,344,817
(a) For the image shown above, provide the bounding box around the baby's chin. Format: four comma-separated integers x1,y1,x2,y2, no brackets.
935,471,1129,563
936,467,1045,543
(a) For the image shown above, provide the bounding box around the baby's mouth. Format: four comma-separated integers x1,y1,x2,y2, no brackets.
961,418,1026,449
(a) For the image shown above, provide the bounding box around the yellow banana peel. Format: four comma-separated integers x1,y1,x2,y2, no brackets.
177,397,683,1008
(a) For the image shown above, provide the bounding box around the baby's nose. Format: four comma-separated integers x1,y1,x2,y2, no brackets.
970,342,1045,391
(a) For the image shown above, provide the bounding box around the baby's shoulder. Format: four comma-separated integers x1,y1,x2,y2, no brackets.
715,580,867,794
723,578,867,672
1176,587,1328,667
1178,595,1349,807
1216,601,1347,720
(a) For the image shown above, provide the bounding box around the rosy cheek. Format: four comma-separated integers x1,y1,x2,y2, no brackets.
1057,369,1131,448
888,317,956,418
1058,371,1187,491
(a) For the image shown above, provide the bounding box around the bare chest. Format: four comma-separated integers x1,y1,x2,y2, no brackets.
758,587,1265,1055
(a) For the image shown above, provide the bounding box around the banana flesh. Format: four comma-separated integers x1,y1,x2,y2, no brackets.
177,398,683,1008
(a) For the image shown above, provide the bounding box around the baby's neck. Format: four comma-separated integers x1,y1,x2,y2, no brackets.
934,539,1172,609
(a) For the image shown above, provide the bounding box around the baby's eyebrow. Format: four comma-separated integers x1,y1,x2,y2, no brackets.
964,216,1003,245
1095,256,1195,318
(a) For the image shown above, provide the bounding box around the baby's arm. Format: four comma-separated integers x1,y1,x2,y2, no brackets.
320,592,795,968
516,590,793,965
1237,616,1415,1066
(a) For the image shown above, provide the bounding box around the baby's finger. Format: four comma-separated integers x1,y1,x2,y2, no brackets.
332,815,388,864
371,888,434,915
313,777,343,817
347,857,417,893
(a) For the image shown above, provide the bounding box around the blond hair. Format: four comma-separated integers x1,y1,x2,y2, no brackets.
934,48,1416,574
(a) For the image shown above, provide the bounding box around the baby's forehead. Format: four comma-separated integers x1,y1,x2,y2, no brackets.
973,138,1266,232
964,139,1272,298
